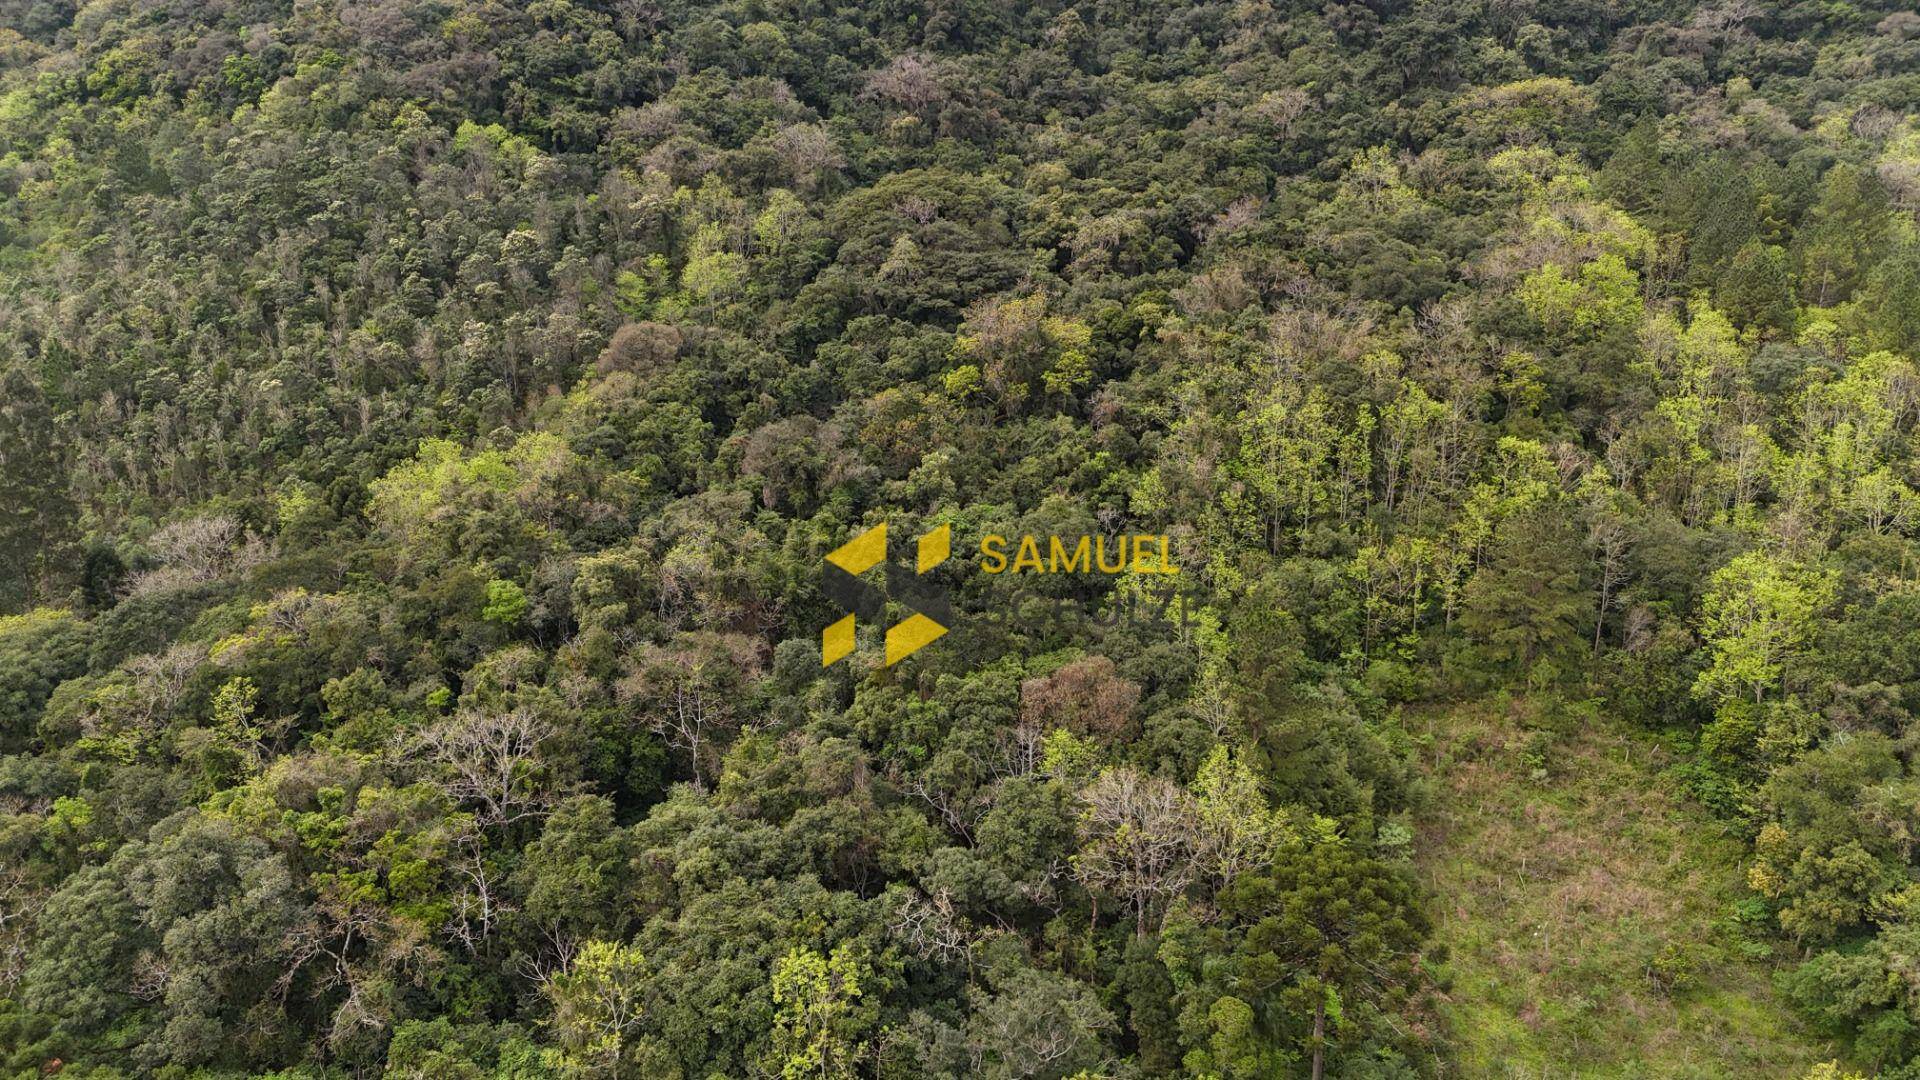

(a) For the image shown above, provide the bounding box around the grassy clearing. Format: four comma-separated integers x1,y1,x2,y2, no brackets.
1413,698,1841,1078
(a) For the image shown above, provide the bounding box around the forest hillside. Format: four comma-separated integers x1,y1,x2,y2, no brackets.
2,0,1920,1076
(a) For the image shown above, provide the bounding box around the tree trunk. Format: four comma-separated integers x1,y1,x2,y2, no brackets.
1311,997,1326,1080
1593,578,1609,657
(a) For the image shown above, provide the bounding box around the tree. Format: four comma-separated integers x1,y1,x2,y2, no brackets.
617,632,763,792
1458,508,1588,681
413,705,565,827
1781,925,1920,1067
542,940,649,1076
1072,768,1201,937
1191,745,1294,887
1793,164,1891,306
1860,239,1920,356
1749,735,1911,944
1580,473,1638,656
953,293,1096,412
1683,156,1762,288
768,943,874,1079
515,796,635,949
962,966,1116,1080
1220,845,1428,1080
1693,551,1836,707
0,608,89,751
1718,241,1796,335
22,813,305,1069
1019,655,1141,743
0,365,74,612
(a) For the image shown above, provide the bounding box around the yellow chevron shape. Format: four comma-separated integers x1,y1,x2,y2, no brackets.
885,612,947,666
917,523,950,573
826,522,887,576
821,613,856,667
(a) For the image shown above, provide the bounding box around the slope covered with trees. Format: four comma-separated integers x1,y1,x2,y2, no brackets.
1,0,1918,1075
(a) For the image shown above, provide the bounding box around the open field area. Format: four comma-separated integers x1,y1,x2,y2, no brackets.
1420,701,1839,1077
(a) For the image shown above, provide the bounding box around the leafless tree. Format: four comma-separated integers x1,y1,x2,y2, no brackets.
0,870,44,995
1073,768,1201,937
617,633,761,792
1250,88,1310,139
862,53,952,117
1587,515,1635,655
445,826,514,954
130,515,269,596
998,715,1046,778
277,881,392,1040
894,764,982,843
769,123,846,192
889,888,975,968
82,642,210,746
129,949,172,1002
411,705,563,827
1622,603,1659,656
519,923,583,992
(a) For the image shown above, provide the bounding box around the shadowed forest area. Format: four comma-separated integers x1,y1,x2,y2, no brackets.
1,0,1920,1075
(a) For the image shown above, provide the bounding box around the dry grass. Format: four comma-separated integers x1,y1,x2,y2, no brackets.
1414,698,1842,1078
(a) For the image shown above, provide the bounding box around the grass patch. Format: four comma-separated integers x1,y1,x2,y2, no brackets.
1414,698,1842,1078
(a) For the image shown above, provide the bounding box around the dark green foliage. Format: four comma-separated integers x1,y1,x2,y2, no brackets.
0,0,1916,1074
1720,242,1797,336
1225,846,1428,1078
1682,157,1764,288
23,812,305,1069
0,367,74,612
1862,239,1920,355
1793,163,1893,307
0,610,88,752
1458,509,1589,683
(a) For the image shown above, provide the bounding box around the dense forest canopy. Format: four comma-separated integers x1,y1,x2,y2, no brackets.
2,0,1920,1075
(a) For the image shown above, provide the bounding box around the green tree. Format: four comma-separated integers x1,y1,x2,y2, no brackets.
1793,164,1891,306
0,366,74,611
768,943,873,1079
1683,156,1762,287
1694,551,1836,707
542,940,649,1076
1221,844,1429,1080
1719,241,1796,335
0,608,89,752
1860,239,1920,356
1458,509,1589,682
